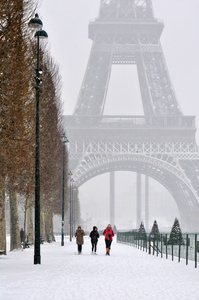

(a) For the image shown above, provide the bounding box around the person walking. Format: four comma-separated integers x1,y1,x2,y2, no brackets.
20,228,24,244
89,226,99,254
75,226,85,254
103,224,114,256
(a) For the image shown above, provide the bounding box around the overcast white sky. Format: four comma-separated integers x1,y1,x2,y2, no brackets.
39,0,199,230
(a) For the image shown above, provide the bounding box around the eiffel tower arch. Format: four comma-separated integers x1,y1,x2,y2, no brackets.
63,0,199,231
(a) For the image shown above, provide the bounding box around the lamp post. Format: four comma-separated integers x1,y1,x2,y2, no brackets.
28,14,48,265
71,178,75,236
68,171,73,242
61,134,68,246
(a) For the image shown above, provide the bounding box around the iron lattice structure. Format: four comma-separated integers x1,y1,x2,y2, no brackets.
63,0,199,231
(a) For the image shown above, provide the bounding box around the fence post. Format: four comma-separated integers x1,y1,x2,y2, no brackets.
146,235,148,253
153,239,155,256
166,234,168,259
172,241,174,261
157,238,158,257
149,238,151,255
178,239,181,263
161,234,163,258
195,234,197,269
186,234,189,265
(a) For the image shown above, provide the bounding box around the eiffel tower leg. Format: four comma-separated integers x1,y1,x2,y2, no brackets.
110,172,115,227
136,50,181,116
136,53,154,116
145,175,149,232
136,173,142,229
73,47,113,116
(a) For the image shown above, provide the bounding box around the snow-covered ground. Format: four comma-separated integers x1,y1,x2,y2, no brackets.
1,235,199,300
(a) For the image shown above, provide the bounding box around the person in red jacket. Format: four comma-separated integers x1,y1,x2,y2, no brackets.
103,224,114,256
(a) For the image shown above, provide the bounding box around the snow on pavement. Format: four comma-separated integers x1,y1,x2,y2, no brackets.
1,235,199,300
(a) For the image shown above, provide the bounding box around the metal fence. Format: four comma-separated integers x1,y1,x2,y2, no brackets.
117,231,199,268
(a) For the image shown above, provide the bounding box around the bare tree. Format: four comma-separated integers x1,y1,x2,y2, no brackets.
0,0,69,250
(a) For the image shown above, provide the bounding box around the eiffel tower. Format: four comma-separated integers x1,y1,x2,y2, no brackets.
63,0,199,231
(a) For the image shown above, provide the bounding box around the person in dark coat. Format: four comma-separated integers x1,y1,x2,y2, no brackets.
20,228,24,243
103,224,114,256
75,226,85,254
89,226,99,254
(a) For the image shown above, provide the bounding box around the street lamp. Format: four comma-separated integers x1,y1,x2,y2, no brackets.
72,179,76,235
61,133,69,246
28,14,48,265
71,178,75,236
68,171,73,242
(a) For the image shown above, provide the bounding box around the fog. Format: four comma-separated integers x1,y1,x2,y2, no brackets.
39,0,199,231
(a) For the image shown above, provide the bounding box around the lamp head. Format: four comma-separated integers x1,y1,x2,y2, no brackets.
28,14,43,30
61,133,68,144
35,30,48,39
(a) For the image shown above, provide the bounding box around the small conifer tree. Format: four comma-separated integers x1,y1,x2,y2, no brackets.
168,218,184,245
138,222,146,240
149,220,160,240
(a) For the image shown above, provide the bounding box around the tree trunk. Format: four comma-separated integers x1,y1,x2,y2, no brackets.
23,194,28,249
50,213,56,242
0,176,6,255
26,194,34,244
10,190,21,251
51,212,55,242
40,210,45,241
45,210,54,242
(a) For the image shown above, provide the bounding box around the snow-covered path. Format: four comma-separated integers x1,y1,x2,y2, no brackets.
1,235,199,300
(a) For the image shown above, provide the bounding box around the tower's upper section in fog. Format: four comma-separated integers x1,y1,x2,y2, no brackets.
98,0,154,21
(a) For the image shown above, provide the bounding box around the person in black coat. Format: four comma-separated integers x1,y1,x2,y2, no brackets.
20,228,24,243
89,226,99,254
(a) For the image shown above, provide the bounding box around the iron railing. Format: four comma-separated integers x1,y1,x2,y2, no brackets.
117,231,199,268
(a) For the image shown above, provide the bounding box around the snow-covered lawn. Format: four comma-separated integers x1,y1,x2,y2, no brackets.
1,235,199,300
